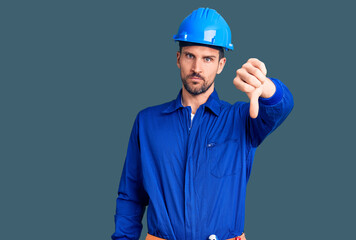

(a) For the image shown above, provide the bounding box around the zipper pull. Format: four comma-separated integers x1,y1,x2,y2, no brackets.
207,142,216,148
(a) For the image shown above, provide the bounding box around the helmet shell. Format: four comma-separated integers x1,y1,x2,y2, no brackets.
173,8,234,51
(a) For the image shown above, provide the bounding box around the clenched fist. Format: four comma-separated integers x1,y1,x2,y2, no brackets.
233,58,276,118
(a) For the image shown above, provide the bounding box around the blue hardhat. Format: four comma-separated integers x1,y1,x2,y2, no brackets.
173,8,234,51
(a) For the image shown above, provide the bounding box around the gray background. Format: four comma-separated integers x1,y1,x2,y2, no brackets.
1,0,355,239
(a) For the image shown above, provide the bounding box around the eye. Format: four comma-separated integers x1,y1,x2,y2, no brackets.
204,57,212,62
186,53,193,59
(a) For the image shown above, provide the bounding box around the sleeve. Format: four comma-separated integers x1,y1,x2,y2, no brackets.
247,77,294,147
111,114,149,240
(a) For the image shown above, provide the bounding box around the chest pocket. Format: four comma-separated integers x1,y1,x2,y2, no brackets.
207,139,242,178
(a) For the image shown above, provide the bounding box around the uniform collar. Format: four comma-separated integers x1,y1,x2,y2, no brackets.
162,88,221,116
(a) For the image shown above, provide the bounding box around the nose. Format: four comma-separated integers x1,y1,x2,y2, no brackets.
192,59,203,73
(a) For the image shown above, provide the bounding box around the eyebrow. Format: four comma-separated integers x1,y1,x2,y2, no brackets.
182,50,194,56
203,55,217,59
182,51,217,59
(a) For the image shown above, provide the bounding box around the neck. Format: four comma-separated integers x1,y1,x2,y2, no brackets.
181,84,214,114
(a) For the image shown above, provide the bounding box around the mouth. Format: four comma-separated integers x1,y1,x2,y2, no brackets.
189,76,204,81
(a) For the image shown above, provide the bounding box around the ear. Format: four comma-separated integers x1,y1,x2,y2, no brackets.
176,51,181,69
217,57,226,74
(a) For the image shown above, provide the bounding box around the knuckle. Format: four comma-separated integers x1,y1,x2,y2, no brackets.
260,62,266,69
244,62,252,69
256,61,262,68
247,74,256,83
236,68,244,75
251,67,259,75
248,58,258,63
233,76,241,84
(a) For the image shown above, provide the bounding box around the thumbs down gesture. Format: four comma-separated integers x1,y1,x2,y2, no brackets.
233,58,276,118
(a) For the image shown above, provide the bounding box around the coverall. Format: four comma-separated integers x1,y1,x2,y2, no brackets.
112,78,294,240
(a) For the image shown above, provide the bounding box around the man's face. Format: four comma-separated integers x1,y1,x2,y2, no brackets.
177,45,226,96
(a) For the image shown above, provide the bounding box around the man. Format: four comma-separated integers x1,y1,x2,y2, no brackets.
112,8,294,240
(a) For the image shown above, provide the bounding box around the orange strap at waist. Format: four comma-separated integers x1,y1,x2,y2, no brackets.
145,232,246,240
146,233,165,240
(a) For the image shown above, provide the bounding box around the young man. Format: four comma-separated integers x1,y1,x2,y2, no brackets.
112,8,294,240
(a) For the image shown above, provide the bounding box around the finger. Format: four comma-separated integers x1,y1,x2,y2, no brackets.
248,86,263,118
249,90,260,119
242,62,266,84
236,68,261,88
248,58,267,76
233,75,255,93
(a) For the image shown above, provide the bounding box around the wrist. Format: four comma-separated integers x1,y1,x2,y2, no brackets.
259,78,283,105
260,77,276,98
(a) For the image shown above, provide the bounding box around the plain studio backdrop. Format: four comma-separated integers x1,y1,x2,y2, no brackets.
1,0,355,239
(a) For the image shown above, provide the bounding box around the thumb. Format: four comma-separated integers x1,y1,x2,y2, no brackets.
249,87,262,119
249,93,259,119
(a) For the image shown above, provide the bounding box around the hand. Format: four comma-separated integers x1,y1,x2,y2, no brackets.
233,58,274,118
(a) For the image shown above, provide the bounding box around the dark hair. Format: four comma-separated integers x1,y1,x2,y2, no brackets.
179,41,225,60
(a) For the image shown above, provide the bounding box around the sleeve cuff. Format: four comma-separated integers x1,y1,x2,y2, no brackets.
259,77,283,105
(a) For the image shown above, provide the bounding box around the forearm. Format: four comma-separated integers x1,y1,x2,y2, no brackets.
111,195,146,240
111,114,148,240
249,78,294,146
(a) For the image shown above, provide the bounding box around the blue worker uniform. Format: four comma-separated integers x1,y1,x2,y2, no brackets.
112,78,294,240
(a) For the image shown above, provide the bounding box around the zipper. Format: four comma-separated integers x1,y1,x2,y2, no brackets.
189,114,193,131
187,107,192,132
